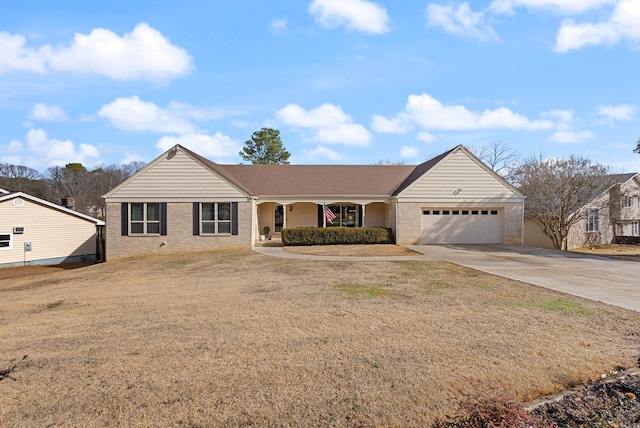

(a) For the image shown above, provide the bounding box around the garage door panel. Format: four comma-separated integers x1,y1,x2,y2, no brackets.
421,209,502,244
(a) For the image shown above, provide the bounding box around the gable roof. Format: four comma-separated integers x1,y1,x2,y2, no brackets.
0,192,105,225
183,145,461,197
606,173,639,184
0,188,9,195
104,144,522,199
218,164,415,196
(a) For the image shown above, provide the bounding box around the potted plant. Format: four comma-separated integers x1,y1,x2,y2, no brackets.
263,226,270,241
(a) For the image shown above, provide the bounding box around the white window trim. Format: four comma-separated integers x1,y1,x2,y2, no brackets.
130,203,161,235
586,208,600,232
632,221,639,237
200,202,232,235
623,196,633,209
0,232,13,250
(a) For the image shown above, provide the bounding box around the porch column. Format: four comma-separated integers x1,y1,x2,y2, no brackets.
283,204,287,229
360,203,366,227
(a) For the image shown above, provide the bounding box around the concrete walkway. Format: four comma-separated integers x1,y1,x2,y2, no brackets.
253,245,640,312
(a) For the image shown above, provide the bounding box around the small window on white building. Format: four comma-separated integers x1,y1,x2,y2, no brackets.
632,221,639,237
623,196,633,208
586,208,600,232
0,233,12,250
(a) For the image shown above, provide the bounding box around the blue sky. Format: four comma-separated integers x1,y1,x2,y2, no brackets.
1,0,639,173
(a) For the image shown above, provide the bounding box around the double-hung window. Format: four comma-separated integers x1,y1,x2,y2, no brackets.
623,196,633,208
130,203,161,235
586,208,600,232
632,221,639,237
200,203,231,234
0,233,12,250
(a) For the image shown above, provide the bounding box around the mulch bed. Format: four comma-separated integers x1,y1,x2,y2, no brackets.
531,368,640,427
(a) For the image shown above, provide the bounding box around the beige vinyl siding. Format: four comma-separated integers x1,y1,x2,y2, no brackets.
106,150,247,202
524,220,555,249
398,150,521,202
0,198,98,266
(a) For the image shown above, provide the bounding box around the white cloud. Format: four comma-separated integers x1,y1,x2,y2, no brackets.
303,146,344,161
426,2,499,41
541,109,594,143
0,33,47,73
0,23,192,82
98,96,223,134
554,0,640,52
371,114,412,133
28,103,69,121
417,132,437,142
156,133,241,160
400,146,419,158
488,0,615,15
375,93,555,133
309,0,390,34
550,130,594,143
270,19,289,33
4,128,99,168
277,103,371,146
595,104,636,122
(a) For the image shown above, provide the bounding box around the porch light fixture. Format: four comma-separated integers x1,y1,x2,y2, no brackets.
289,206,293,212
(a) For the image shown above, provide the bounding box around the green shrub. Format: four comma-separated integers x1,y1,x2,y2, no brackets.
281,227,393,246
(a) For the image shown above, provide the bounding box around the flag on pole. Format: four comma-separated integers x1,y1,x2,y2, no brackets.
325,205,337,224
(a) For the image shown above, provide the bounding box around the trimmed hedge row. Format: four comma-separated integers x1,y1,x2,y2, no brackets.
281,227,393,246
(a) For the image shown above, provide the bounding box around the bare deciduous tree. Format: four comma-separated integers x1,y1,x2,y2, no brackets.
0,163,46,197
512,155,613,250
471,141,520,181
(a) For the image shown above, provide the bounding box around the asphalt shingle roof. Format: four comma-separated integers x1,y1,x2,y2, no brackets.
182,145,458,197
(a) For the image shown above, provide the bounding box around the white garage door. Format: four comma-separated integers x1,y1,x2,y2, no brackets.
421,208,502,244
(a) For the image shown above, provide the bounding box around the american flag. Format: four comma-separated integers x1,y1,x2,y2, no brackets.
325,206,337,224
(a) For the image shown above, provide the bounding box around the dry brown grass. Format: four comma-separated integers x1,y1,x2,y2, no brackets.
1,248,639,427
283,244,419,256
572,244,640,262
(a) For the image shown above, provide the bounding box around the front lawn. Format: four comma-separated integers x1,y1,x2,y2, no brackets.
1,249,639,426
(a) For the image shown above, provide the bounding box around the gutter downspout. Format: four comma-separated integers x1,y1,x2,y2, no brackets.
394,197,399,245
521,197,525,246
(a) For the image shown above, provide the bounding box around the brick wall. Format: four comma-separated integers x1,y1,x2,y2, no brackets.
106,202,252,259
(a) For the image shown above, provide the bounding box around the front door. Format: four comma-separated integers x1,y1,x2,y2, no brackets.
274,205,284,232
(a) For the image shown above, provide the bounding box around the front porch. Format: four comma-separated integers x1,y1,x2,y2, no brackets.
254,200,392,244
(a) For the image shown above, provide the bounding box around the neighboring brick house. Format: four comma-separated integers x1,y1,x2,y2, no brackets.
103,144,525,258
526,173,640,249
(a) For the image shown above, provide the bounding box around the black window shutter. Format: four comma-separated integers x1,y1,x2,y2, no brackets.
318,204,323,227
231,202,238,235
160,203,167,236
193,202,200,235
121,203,128,236
358,205,363,227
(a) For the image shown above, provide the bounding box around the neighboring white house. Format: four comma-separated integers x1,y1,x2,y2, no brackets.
525,173,640,249
0,190,105,268
103,145,525,258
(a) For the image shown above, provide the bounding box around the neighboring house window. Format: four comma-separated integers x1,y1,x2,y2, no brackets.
623,196,633,208
0,233,12,250
633,221,639,237
193,202,238,236
586,208,600,232
120,202,167,236
200,203,231,234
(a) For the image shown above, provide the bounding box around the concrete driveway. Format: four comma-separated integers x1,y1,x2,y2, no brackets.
406,245,640,312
